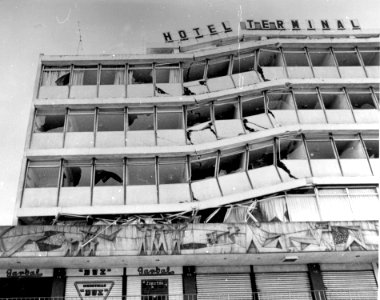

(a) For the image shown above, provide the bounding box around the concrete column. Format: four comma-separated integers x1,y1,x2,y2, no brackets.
183,266,197,300
51,268,66,298
250,265,259,300
307,263,327,300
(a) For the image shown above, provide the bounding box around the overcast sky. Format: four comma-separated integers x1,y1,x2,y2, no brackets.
0,0,379,225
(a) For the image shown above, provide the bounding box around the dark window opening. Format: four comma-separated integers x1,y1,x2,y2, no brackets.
34,113,65,133
67,113,94,132
128,113,154,131
72,67,97,85
100,68,125,85
187,106,211,127
258,50,283,67
219,152,245,176
41,66,70,86
129,69,153,84
306,140,336,159
347,92,376,109
191,157,216,181
359,51,380,66
363,139,379,158
157,112,183,130
335,140,366,159
248,145,274,169
156,67,180,83
283,52,309,66
242,96,265,117
207,58,230,79
25,165,59,188
232,53,255,74
279,138,308,160
267,93,295,110
294,93,321,109
127,163,155,185
62,165,91,187
159,162,187,184
309,51,335,66
320,92,350,109
94,165,123,186
335,51,361,66
214,102,239,120
98,112,124,131
183,62,205,82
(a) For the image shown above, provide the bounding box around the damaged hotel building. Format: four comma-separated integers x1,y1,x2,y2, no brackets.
0,18,378,299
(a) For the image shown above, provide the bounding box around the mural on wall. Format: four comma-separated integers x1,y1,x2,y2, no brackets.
0,221,377,258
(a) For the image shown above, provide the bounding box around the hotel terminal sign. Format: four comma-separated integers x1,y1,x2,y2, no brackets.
163,19,361,42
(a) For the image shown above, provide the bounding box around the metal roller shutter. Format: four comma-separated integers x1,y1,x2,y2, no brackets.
127,275,183,299
65,276,123,299
197,273,252,300
322,271,377,300
255,272,312,300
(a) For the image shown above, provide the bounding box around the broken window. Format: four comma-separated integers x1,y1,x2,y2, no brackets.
319,90,350,109
346,90,376,109
334,136,367,159
33,111,65,133
283,50,309,66
25,161,60,188
293,91,322,109
258,49,284,67
308,50,336,66
157,108,183,130
72,66,98,85
183,61,205,82
128,65,153,84
306,138,336,159
334,50,361,66
362,137,379,158
159,158,187,184
97,109,124,131
258,195,289,222
359,49,380,66
62,162,92,187
186,105,211,128
207,56,230,79
190,155,216,181
127,159,156,185
100,66,125,85
94,161,123,186
41,66,71,86
127,109,154,131
242,94,266,116
248,144,274,169
66,110,94,132
279,137,308,160
267,92,295,110
214,101,240,120
219,152,245,176
155,64,181,83
232,52,255,74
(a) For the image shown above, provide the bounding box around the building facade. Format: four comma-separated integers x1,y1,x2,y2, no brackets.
0,24,379,299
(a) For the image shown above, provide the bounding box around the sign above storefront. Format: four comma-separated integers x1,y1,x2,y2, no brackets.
74,281,114,299
1,268,53,278
163,19,361,43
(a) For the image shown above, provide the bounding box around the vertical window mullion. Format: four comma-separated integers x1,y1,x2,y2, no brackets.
123,157,127,205
96,64,100,98
186,155,195,201
355,47,368,78
90,158,95,206
68,64,74,98
20,160,31,208
279,47,289,78
210,102,218,138
304,47,315,78
94,107,99,148
273,137,284,182
215,150,224,196
289,89,301,124
342,87,357,123
359,133,375,176
369,87,379,109
62,108,69,148
37,64,45,99
125,64,129,98
57,158,64,207
153,63,157,97
244,145,254,190
330,134,344,176
155,157,159,204
154,106,158,145
124,107,128,147
301,134,314,177
315,87,328,123
29,108,38,149
313,187,323,221
330,48,341,78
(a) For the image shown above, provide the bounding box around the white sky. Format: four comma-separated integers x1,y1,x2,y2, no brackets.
0,0,379,225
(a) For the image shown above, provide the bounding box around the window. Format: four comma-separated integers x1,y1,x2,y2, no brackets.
347,91,376,109
214,101,239,120
232,53,255,74
267,92,295,110
334,50,361,66
207,57,230,79
127,159,155,185
41,66,70,86
309,50,335,66
94,161,123,186
219,152,245,176
159,158,187,184
258,49,283,66
186,106,211,127
283,50,309,66
242,94,265,117
248,144,274,169
306,139,336,159
279,137,308,160
155,64,181,83
128,65,153,84
191,156,216,181
72,66,97,85
334,138,366,159
157,109,183,130
33,111,65,133
183,61,205,82
293,91,321,109
128,109,154,131
67,111,94,132
97,110,124,131
100,66,125,85
358,50,380,66
320,90,350,109
62,162,92,187
362,138,379,158
25,162,60,188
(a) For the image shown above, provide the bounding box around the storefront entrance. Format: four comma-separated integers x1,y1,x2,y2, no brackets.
141,279,168,300
0,277,53,297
